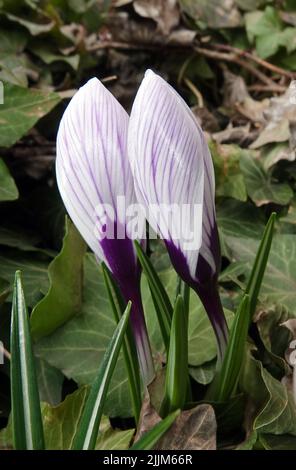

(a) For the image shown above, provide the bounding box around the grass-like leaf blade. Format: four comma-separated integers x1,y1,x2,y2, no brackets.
207,295,250,402
102,262,142,422
135,241,172,352
160,295,188,416
10,271,45,450
245,212,276,323
207,213,275,401
72,302,131,450
176,278,190,318
130,409,180,450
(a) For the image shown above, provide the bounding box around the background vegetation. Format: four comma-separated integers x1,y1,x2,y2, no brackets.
0,0,296,450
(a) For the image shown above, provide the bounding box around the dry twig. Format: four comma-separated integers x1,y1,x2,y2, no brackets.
79,39,292,94
194,46,282,90
213,44,296,80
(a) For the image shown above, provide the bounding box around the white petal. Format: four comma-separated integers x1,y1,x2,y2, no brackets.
56,77,137,264
198,139,217,274
128,69,214,279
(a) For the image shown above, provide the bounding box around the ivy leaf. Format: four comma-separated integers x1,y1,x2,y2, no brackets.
0,158,18,201
245,7,296,58
0,252,50,306
0,388,134,450
246,7,282,39
235,0,269,11
95,417,134,450
0,82,60,147
31,217,86,340
35,358,64,407
211,142,247,202
0,28,27,55
30,46,80,70
256,27,296,58
259,434,296,450
217,199,265,239
0,226,41,252
240,152,293,206
217,199,265,258
256,305,292,377
225,234,296,315
3,12,54,36
34,254,133,417
241,350,296,435
188,298,233,367
0,28,30,86
189,360,216,385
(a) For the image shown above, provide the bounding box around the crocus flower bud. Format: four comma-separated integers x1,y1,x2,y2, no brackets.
128,70,228,359
56,77,154,384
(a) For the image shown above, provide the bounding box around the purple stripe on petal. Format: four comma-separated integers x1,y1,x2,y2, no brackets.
128,70,205,271
165,240,193,287
196,281,228,361
128,69,226,358
56,77,154,385
56,77,140,265
166,240,228,359
100,222,138,284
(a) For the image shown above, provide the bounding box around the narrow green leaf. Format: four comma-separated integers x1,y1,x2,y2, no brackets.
161,295,188,416
245,212,276,322
207,214,275,402
10,271,45,450
207,295,250,402
130,410,180,450
135,241,172,351
176,277,190,321
101,263,142,422
72,302,131,450
176,278,192,402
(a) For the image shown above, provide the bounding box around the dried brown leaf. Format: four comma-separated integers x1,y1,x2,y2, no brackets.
223,70,269,124
282,319,296,339
155,404,217,450
213,123,259,146
107,12,164,44
113,0,133,6
280,11,296,27
133,0,180,35
251,84,296,149
223,70,249,108
134,384,216,450
192,106,220,133
250,119,291,149
134,391,161,442
148,368,166,412
167,28,196,46
60,23,86,46
179,0,242,29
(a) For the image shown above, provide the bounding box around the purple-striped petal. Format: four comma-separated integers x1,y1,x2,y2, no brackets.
56,77,139,275
128,70,228,358
56,77,154,384
128,69,218,282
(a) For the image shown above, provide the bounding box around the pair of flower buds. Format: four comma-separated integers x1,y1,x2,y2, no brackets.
56,69,228,384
